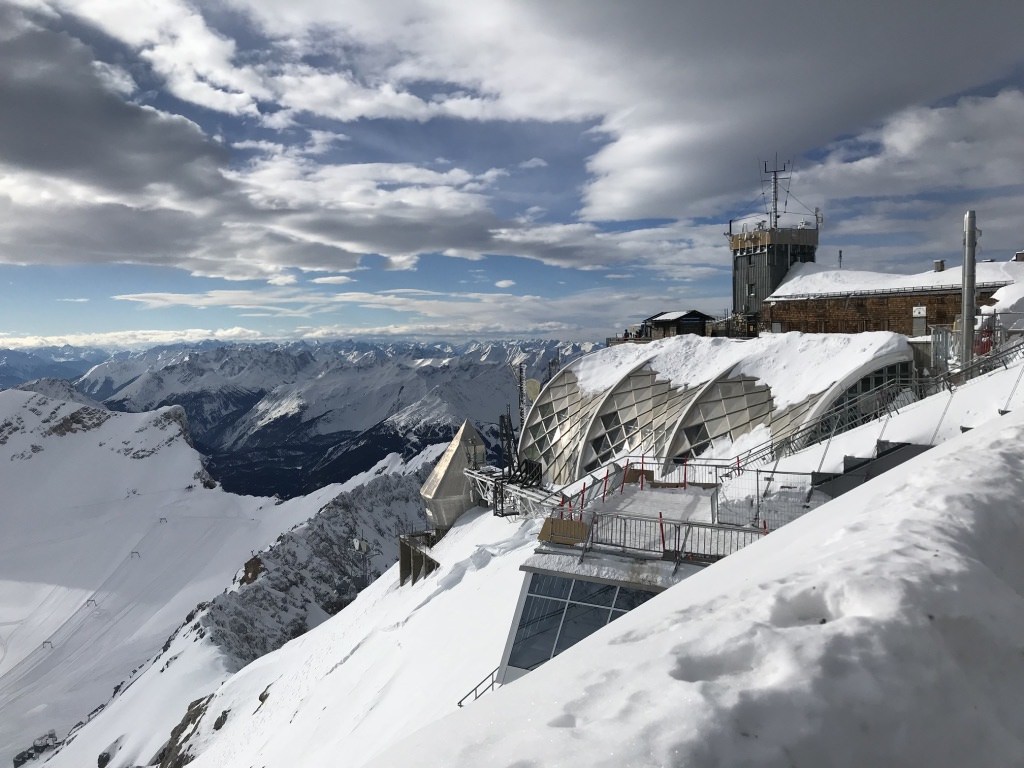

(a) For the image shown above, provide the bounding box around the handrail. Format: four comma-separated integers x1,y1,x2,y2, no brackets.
936,337,1024,388
457,666,501,707
574,511,765,562
727,377,913,470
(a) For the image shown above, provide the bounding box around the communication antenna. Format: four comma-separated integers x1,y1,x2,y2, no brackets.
763,156,791,230
517,363,526,429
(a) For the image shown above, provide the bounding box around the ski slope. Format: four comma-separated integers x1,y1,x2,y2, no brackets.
0,390,341,764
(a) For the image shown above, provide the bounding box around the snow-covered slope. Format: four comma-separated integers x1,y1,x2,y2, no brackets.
50,351,1024,768
46,508,536,768
370,408,1024,767
0,390,347,765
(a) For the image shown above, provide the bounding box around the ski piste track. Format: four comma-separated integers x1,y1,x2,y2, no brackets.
0,488,267,763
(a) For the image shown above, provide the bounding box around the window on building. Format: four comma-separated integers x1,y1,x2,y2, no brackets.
747,282,756,297
506,574,656,673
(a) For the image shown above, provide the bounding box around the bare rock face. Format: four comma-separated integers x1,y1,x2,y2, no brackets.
154,695,213,768
44,406,111,437
192,466,431,670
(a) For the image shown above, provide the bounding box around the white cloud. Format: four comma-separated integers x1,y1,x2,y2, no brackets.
494,279,515,288
518,157,547,169
267,273,297,286
311,275,356,285
56,297,89,302
90,61,136,95
0,326,265,349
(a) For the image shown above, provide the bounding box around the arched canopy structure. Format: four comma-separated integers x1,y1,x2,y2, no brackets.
520,333,914,488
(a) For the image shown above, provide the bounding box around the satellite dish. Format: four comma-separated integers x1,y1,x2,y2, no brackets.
525,378,542,401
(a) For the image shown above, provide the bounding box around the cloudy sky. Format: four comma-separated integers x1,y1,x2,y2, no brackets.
1,0,1023,348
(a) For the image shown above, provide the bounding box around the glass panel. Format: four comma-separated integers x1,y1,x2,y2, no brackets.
508,596,565,670
614,586,655,610
569,579,617,607
528,573,572,600
554,603,612,656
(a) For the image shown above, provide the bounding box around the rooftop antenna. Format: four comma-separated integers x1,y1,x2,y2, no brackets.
517,363,526,429
764,155,790,230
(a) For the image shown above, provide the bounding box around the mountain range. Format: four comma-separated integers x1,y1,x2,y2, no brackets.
17,335,1024,768
6,339,595,497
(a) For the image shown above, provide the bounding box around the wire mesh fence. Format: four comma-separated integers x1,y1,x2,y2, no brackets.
713,467,831,530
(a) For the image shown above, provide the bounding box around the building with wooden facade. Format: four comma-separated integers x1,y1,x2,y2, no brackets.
761,260,1024,337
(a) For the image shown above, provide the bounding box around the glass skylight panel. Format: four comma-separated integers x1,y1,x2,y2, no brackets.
507,596,564,671
554,603,612,656
529,573,572,599
569,579,617,607
614,586,654,610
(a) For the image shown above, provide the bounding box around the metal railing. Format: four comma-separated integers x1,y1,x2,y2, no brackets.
726,378,914,470
714,468,830,530
935,337,1024,390
457,666,501,708
578,512,765,564
466,459,633,520
769,280,1011,301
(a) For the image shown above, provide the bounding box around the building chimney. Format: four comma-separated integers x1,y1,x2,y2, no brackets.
1015,250,1024,262
933,259,945,272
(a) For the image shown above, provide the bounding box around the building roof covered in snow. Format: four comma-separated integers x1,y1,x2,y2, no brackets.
519,332,912,487
769,260,1024,300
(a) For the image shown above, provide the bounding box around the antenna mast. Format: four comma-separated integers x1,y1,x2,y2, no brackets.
764,156,790,230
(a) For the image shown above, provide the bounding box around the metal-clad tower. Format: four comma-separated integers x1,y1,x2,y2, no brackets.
729,161,819,331
961,210,977,367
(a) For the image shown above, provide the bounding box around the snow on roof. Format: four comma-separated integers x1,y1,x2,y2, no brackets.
769,259,1024,299
646,310,712,322
571,332,910,407
986,280,1024,322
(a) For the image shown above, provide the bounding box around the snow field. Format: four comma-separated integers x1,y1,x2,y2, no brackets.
173,510,541,768
368,409,1024,768
0,390,342,764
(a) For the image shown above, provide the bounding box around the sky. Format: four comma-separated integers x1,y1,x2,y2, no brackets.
1,0,1024,348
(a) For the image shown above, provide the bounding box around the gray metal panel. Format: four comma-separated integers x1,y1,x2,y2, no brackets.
420,420,485,529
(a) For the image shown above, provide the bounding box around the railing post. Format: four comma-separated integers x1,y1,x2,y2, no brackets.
602,469,609,502
683,458,688,490
755,469,761,522
640,455,645,491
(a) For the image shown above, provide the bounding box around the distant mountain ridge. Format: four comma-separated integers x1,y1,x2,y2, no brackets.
67,339,597,497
